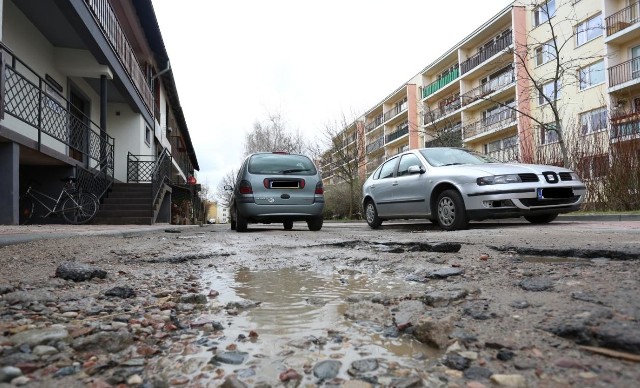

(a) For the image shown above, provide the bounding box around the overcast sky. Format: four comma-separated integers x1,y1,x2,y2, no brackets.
152,0,514,196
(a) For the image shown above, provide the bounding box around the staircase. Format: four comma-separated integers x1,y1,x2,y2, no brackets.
92,183,155,225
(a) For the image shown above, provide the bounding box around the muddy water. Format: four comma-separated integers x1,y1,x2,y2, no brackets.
194,267,436,383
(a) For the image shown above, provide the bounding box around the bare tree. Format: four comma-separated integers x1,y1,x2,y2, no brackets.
214,169,236,208
244,112,307,156
419,98,463,148
318,112,365,218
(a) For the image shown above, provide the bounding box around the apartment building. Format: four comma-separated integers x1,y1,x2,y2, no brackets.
0,0,202,225
322,0,640,197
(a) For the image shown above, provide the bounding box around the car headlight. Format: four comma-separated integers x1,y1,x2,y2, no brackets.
477,174,522,185
570,172,581,181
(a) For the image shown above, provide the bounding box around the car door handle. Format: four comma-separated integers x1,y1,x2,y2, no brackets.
392,181,398,186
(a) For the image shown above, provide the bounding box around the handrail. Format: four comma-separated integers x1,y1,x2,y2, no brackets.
608,57,640,87
462,108,517,139
461,69,515,106
605,1,640,36
460,32,512,75
151,149,172,205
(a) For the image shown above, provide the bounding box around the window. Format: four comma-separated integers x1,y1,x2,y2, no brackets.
375,158,397,180
535,40,555,66
580,107,607,135
579,60,605,90
145,126,152,145
534,0,556,27
397,154,422,177
540,123,559,144
538,80,561,105
576,14,603,46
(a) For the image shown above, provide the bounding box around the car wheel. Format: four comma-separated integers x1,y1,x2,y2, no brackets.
230,215,236,230
307,216,323,231
283,220,294,230
436,189,468,231
235,207,248,232
364,200,382,229
524,213,558,224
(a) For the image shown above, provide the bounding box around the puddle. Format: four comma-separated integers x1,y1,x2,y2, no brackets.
171,268,437,384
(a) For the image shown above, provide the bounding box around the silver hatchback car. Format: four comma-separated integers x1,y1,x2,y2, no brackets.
226,152,324,232
362,147,586,231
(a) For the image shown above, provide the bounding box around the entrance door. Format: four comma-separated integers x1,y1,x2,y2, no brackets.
69,91,88,163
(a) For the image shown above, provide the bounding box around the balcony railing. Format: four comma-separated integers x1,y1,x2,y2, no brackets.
460,32,512,75
423,67,459,98
610,112,640,138
462,108,517,139
605,1,640,36
1,43,114,195
383,103,407,122
424,100,461,124
385,126,409,143
365,113,383,132
170,135,194,181
84,0,154,116
461,70,515,106
608,57,640,88
366,136,384,153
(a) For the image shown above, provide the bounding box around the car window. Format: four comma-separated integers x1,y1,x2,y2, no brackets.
397,154,422,177
376,158,397,180
419,148,498,166
248,154,317,175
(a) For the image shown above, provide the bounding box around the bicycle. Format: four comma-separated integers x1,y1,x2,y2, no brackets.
19,177,99,225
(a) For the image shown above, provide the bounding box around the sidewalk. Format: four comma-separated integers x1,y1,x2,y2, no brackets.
0,224,203,247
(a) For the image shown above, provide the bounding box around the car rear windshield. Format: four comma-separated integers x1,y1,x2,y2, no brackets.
419,148,498,167
248,154,318,175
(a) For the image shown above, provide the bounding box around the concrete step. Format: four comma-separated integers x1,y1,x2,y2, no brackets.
91,216,154,225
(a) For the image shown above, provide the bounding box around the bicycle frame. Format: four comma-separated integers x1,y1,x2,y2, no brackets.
23,185,74,217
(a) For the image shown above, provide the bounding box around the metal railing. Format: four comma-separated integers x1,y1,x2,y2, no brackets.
84,0,154,116
461,69,515,106
365,113,383,132
608,57,640,87
383,103,407,122
462,108,517,139
366,136,384,153
610,112,640,138
423,99,461,124
151,149,172,205
169,135,194,181
605,1,640,36
487,144,519,162
423,67,459,98
1,43,114,197
460,32,512,75
385,126,409,143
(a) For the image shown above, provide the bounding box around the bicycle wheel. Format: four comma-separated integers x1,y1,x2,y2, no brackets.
61,192,99,224
19,196,35,225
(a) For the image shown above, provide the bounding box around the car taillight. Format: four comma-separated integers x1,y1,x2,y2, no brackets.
300,179,305,189
239,180,253,194
315,181,324,195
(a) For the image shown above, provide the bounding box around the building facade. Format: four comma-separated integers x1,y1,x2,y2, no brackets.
322,0,640,208
0,0,202,225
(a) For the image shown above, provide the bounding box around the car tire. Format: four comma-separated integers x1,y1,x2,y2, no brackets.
283,220,294,230
230,216,236,230
436,189,468,231
235,207,248,232
307,216,323,231
524,213,558,224
364,200,382,229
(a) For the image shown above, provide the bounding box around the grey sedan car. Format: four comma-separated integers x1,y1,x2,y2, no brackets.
226,152,324,232
362,147,586,231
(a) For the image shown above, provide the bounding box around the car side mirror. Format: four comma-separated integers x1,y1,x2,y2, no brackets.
407,165,426,174
223,184,233,191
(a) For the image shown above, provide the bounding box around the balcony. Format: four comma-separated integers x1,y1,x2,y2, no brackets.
383,103,407,123
423,67,459,99
605,2,640,36
84,0,154,116
461,69,515,106
366,136,384,153
463,108,517,140
610,111,640,138
170,135,194,180
608,57,640,89
366,156,385,175
386,126,409,143
365,113,383,132
460,32,512,75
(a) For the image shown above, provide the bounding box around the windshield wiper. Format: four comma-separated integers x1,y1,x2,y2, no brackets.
281,168,310,174
440,163,464,166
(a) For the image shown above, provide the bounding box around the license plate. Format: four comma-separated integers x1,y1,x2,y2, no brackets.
537,188,573,199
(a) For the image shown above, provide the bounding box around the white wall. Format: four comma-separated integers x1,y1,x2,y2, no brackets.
108,103,150,182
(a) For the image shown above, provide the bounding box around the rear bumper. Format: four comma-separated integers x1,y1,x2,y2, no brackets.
236,202,324,223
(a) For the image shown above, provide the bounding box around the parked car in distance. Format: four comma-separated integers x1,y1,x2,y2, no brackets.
225,152,325,232
362,147,586,231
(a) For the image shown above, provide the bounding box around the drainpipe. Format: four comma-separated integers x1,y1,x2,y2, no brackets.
100,75,107,171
